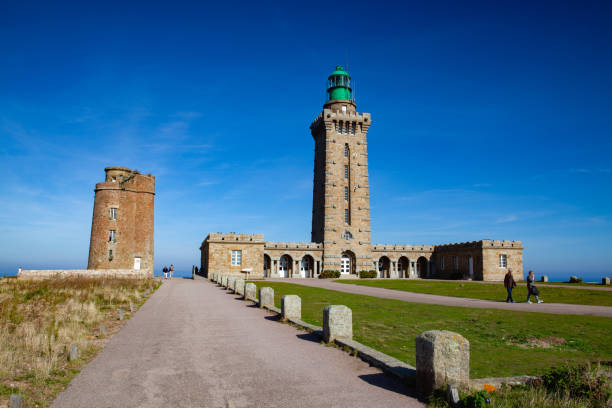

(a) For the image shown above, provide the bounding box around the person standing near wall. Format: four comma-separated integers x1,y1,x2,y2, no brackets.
169,264,174,279
163,265,169,279
504,269,516,303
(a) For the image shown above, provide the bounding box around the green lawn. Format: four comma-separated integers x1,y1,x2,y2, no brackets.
251,282,612,379
333,279,612,306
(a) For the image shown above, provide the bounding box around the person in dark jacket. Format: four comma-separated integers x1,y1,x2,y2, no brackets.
526,270,543,304
504,269,516,303
163,266,169,279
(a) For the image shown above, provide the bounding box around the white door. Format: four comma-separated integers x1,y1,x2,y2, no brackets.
279,257,289,278
300,258,310,278
133,257,141,270
340,255,350,275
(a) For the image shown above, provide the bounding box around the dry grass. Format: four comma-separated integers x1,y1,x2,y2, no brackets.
0,277,160,408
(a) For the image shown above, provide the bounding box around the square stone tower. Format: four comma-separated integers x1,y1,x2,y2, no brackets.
310,66,372,275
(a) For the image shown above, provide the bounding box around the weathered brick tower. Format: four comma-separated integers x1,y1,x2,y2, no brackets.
310,66,372,275
87,166,155,273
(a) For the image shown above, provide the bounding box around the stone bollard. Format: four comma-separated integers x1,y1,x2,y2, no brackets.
323,305,352,343
541,275,548,282
245,283,257,301
129,301,135,313
10,394,22,408
281,295,301,321
416,330,470,397
99,324,107,337
68,345,78,361
223,275,229,287
258,287,274,308
603,277,611,285
119,308,124,321
228,277,236,291
235,279,245,296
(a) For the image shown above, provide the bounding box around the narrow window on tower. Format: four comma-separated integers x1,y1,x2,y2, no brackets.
344,165,349,179
344,144,349,157
499,254,507,268
108,249,113,261
351,122,356,135
344,209,350,224
440,257,445,270
338,121,343,134
109,207,117,220
108,230,116,243
345,122,349,134
453,256,458,270
344,186,349,201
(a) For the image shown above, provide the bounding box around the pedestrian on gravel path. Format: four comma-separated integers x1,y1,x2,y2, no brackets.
526,270,543,304
163,266,169,279
170,264,175,279
504,269,516,303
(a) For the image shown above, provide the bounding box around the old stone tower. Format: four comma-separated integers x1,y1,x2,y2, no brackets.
199,65,523,281
87,166,155,272
310,66,372,274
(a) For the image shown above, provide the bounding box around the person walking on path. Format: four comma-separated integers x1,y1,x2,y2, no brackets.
504,269,516,303
163,266,169,279
169,264,175,279
526,270,543,304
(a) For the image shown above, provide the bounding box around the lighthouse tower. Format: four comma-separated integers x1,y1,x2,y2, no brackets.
310,66,372,275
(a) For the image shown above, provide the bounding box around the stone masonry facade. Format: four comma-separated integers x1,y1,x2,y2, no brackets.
87,166,155,274
200,66,523,282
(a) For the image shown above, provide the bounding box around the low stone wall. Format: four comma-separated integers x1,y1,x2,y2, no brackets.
223,279,536,399
17,269,153,279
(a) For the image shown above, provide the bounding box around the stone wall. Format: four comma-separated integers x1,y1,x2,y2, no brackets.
434,240,523,281
200,233,265,278
87,166,155,271
310,102,373,274
17,269,153,279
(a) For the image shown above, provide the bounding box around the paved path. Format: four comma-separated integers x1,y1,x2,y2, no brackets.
422,279,612,292
51,279,422,408
267,279,612,317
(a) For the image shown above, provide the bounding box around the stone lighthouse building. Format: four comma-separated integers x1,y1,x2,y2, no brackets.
87,166,155,273
199,66,523,281
311,66,373,274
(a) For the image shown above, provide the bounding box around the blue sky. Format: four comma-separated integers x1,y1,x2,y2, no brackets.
1,1,611,280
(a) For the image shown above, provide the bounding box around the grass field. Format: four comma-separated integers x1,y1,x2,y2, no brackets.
0,277,160,407
333,279,612,306
248,282,612,379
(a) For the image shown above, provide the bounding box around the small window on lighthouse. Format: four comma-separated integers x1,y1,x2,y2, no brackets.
342,105,347,113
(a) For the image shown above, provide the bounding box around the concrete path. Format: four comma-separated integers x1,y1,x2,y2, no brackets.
267,279,612,317
422,279,612,292
51,279,422,408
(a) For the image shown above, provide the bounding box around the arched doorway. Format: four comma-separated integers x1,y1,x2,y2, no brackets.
417,256,428,278
398,257,409,278
341,251,356,275
279,255,292,278
300,255,314,278
263,254,271,277
378,256,390,278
